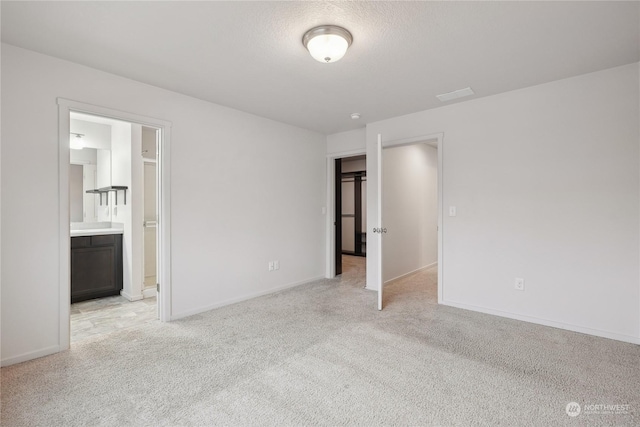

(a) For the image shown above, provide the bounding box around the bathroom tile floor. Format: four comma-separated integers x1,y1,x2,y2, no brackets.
70,296,158,344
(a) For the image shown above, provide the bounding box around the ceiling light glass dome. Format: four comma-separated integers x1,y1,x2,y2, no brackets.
303,25,353,63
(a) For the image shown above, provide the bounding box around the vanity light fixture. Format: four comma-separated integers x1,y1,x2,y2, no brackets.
70,133,85,150
302,25,352,63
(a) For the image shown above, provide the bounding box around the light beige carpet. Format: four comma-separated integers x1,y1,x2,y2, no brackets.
2,256,639,426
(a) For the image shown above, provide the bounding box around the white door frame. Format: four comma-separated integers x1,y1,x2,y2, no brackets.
376,134,383,310
142,157,158,299
57,99,172,350
325,148,367,278
373,132,444,306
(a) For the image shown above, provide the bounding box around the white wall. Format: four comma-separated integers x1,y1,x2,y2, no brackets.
327,128,366,156
0,44,326,365
95,149,111,222
82,165,98,223
96,149,111,189
69,119,111,150
69,147,97,165
110,121,142,301
365,63,640,343
383,143,438,282
141,126,157,159
69,165,83,222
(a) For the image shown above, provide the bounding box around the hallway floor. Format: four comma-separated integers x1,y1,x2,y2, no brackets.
340,254,437,308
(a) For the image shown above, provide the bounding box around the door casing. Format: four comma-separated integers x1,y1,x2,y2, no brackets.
325,149,366,278
370,132,444,309
57,99,172,351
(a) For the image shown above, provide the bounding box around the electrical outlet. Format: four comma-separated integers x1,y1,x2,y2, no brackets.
268,261,274,271
514,278,525,291
274,260,279,270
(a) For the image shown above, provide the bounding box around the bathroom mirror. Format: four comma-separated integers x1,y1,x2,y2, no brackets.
70,115,113,224
70,148,112,223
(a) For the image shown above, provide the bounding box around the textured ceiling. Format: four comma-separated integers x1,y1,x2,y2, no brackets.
2,1,639,134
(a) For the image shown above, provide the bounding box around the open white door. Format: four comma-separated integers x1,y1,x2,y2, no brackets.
377,133,383,310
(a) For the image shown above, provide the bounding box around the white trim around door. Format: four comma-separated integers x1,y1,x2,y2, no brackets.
372,132,444,307
57,99,172,352
325,148,367,279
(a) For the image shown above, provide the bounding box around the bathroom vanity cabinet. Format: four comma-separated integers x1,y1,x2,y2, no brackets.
71,233,123,303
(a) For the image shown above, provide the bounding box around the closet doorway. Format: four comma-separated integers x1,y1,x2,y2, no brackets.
335,155,366,277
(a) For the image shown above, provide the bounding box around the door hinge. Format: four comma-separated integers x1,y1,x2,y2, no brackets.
157,283,160,293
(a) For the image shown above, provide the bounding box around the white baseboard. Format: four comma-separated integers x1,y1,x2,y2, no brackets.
384,262,438,286
121,290,143,301
171,275,325,320
142,287,157,298
441,299,640,345
1,345,61,367
362,262,438,291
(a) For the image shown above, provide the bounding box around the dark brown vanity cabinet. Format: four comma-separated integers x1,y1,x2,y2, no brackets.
71,234,123,303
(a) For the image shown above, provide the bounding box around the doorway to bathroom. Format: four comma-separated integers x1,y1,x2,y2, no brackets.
59,99,172,349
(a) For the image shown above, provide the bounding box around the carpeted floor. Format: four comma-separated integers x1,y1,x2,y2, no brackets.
2,256,639,426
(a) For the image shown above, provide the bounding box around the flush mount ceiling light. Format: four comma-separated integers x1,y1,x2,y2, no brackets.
302,25,352,63
70,132,85,150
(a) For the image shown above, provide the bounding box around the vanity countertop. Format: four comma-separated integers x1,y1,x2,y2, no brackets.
70,228,124,237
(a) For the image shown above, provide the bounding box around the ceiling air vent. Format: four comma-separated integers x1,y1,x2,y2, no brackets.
436,87,475,102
